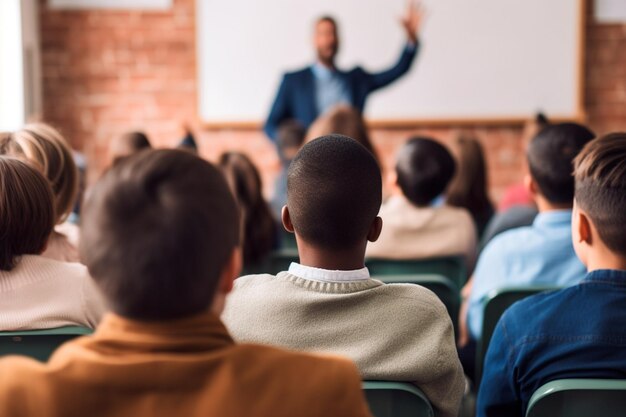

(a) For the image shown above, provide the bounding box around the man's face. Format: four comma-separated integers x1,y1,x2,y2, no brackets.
314,19,339,65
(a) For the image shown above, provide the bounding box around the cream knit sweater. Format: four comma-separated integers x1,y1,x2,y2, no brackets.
0,255,107,330
222,272,465,417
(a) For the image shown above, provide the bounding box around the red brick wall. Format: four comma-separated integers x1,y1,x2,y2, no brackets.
40,0,626,200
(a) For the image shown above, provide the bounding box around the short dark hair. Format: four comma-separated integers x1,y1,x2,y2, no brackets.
527,123,595,204
396,137,456,206
287,134,381,250
316,15,337,28
0,156,55,271
574,132,626,257
80,149,240,321
121,131,151,151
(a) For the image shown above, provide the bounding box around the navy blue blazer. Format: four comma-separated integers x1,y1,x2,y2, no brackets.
264,44,419,140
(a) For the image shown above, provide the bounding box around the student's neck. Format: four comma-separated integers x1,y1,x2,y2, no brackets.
317,59,335,70
585,251,626,272
296,243,366,271
535,197,572,213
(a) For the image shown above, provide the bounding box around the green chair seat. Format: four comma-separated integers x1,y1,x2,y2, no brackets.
373,274,460,336
526,379,626,417
476,286,560,385
365,256,467,289
363,381,434,417
0,326,93,362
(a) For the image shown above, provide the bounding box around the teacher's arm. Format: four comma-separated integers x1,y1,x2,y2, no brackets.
366,0,424,91
264,74,292,142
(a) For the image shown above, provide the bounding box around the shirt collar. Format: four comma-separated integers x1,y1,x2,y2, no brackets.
583,269,626,286
532,210,572,228
288,262,370,283
92,312,234,353
311,62,336,80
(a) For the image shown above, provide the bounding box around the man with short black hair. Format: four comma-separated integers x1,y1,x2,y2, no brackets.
366,137,477,265
223,135,465,417
0,149,373,417
462,123,595,346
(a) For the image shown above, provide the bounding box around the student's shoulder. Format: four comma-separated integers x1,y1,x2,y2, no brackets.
500,287,572,333
480,224,537,258
440,205,474,224
234,343,364,393
283,67,313,80
0,355,49,398
232,273,279,289
21,255,89,280
375,281,449,317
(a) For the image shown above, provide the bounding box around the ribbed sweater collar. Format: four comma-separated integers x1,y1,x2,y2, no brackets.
276,272,383,294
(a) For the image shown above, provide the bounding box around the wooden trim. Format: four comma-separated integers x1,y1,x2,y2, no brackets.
201,114,586,131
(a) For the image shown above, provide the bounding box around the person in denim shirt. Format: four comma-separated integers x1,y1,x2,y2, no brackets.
477,133,626,417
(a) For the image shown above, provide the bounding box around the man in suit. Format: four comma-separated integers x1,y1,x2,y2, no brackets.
264,1,423,141
0,149,373,417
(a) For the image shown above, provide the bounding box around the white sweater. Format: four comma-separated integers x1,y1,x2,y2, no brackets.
0,255,107,330
222,272,465,417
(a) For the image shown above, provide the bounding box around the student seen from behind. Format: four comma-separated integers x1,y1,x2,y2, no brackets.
366,137,477,268
223,135,465,417
478,132,626,416
0,157,105,330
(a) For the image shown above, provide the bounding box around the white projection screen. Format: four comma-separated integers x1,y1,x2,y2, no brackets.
197,0,584,126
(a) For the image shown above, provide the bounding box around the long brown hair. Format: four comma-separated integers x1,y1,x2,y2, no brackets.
219,152,276,267
446,135,494,233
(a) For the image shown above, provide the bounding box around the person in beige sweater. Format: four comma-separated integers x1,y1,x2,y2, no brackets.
0,157,105,330
0,149,372,417
366,137,477,268
223,134,465,417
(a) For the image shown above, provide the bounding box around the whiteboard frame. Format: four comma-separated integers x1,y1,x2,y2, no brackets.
196,0,586,129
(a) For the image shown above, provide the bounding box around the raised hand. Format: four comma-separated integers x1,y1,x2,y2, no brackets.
400,0,424,45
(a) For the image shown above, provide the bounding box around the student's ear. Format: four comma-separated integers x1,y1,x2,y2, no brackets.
577,210,592,246
523,173,538,196
367,216,383,243
220,247,241,294
572,202,592,267
386,170,403,196
38,240,48,256
281,205,294,233
211,247,241,315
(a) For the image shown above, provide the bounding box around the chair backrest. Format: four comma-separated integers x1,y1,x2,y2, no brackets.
373,274,460,336
475,286,560,384
242,248,300,276
363,381,434,417
365,256,467,289
526,379,626,417
0,326,93,362
279,229,298,249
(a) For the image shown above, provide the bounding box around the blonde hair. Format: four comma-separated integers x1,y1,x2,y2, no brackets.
0,123,78,224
